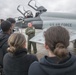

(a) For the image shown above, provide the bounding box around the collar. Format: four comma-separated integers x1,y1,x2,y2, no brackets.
13,48,27,56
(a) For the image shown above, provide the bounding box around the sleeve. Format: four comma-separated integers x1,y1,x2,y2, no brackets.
26,27,35,35
29,27,35,34
25,28,29,35
28,61,40,75
2,42,8,55
30,55,38,63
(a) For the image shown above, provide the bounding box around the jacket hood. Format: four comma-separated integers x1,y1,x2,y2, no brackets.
39,53,76,75
0,33,9,47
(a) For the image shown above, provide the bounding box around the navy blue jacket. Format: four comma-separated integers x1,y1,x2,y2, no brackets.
29,53,76,75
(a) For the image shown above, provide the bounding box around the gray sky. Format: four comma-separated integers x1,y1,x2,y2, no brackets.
0,0,76,19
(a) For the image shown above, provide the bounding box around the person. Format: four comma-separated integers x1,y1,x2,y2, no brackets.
0,21,13,74
0,19,4,25
0,19,4,32
0,21,13,54
35,11,40,17
29,26,76,75
73,40,76,54
25,23,37,54
6,18,16,33
3,33,38,75
26,10,33,18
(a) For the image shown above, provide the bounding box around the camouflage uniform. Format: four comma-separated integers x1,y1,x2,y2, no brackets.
73,40,76,54
25,27,37,54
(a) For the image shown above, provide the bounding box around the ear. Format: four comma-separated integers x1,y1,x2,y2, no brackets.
23,42,26,48
44,43,49,49
8,27,12,34
10,27,12,31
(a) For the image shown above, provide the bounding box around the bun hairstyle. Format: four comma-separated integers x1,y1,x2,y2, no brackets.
54,43,68,59
7,33,26,53
44,26,70,59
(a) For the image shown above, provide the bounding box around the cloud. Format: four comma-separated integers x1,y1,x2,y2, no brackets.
0,0,76,19
0,0,29,19
37,0,76,12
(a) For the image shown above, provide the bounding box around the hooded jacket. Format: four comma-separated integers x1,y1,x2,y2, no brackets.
29,53,76,75
0,33,9,53
0,33,9,66
3,48,38,75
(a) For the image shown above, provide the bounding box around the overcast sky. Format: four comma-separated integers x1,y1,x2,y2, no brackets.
0,0,76,19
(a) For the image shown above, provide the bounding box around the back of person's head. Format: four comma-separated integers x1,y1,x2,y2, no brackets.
0,19,4,24
6,18,16,32
1,19,4,23
6,18,16,24
44,26,70,59
1,21,12,32
7,33,26,54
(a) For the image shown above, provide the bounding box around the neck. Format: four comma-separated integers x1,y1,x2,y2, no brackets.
4,31,10,35
48,50,56,57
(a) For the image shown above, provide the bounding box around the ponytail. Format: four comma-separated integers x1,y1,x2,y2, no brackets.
7,46,16,53
54,43,68,59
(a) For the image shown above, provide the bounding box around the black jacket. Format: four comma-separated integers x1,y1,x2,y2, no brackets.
3,48,38,75
0,33,9,55
29,53,76,75
0,33,9,66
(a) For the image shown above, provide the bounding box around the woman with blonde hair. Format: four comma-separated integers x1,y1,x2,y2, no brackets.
29,26,76,75
3,33,38,75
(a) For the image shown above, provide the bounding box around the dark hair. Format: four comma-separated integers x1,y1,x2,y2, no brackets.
1,21,12,32
0,19,4,23
6,18,16,23
44,26,70,59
